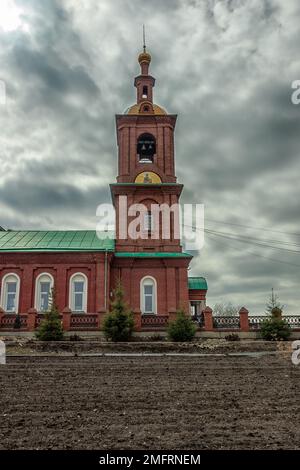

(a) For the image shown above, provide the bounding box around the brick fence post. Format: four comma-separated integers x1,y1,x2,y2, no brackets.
239,307,249,332
133,309,141,332
0,307,4,329
203,306,214,331
27,308,37,332
97,310,106,330
62,307,72,331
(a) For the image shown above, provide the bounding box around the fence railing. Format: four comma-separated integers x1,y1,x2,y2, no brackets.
197,307,300,333
283,316,300,329
141,314,169,329
0,314,28,330
249,316,267,330
249,315,300,330
70,314,98,330
0,311,98,331
213,316,240,329
0,309,300,333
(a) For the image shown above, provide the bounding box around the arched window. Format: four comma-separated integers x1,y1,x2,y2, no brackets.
142,85,148,98
69,273,88,313
0,273,20,313
140,276,157,315
137,133,156,163
35,273,54,312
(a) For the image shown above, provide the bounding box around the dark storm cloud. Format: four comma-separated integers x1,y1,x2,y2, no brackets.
0,0,299,312
0,178,109,212
253,193,300,225
11,44,99,96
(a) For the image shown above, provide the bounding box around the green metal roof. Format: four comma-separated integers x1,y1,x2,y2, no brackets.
0,231,115,253
188,277,208,290
115,252,192,258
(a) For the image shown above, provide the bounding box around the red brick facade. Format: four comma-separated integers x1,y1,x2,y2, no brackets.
0,251,196,321
111,257,191,315
0,252,111,315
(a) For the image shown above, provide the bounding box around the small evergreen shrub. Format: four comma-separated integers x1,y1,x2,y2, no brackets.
271,307,282,319
265,289,283,315
261,305,290,341
260,318,291,341
13,314,22,330
167,309,196,342
103,282,134,342
35,290,64,341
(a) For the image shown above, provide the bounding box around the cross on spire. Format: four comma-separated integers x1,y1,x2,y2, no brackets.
143,24,146,53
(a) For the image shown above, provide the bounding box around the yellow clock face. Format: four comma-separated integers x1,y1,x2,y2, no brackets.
135,172,162,184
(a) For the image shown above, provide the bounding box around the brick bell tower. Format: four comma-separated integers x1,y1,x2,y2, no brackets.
110,44,193,317
111,46,184,253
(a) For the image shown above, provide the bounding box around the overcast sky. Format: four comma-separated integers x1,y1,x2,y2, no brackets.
0,0,300,313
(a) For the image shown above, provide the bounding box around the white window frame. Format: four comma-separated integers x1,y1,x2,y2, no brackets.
140,276,157,315
35,273,54,312
69,273,88,313
0,273,20,314
143,211,154,232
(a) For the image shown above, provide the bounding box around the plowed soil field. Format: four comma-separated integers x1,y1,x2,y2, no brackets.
0,354,299,449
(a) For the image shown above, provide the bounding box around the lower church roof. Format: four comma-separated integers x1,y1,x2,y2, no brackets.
0,230,191,258
0,230,115,252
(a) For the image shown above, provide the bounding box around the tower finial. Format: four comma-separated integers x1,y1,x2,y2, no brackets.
143,24,146,53
138,26,151,73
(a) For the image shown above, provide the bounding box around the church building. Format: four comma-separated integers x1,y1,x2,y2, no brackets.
0,47,207,332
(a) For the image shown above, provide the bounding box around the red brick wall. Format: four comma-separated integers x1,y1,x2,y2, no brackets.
0,252,205,319
111,256,191,314
0,252,111,314
189,289,207,301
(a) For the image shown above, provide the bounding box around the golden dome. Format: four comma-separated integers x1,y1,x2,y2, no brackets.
126,103,167,115
138,51,151,64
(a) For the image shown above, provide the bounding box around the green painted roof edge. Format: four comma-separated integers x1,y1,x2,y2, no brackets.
115,252,192,258
0,230,115,253
188,277,208,290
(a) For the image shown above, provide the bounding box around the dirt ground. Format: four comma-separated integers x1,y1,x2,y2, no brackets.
0,354,299,450
1,338,282,355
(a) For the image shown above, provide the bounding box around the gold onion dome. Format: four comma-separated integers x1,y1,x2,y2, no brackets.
138,51,151,64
